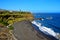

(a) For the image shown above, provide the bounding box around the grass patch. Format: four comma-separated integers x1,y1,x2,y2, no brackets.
8,26,14,30
0,20,9,26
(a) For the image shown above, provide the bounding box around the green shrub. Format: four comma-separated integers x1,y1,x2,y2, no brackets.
8,26,14,30
0,19,9,26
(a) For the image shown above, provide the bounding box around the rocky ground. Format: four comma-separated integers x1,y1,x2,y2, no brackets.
0,24,16,40
13,20,51,40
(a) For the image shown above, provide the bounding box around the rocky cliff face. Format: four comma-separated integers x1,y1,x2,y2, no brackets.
0,25,11,40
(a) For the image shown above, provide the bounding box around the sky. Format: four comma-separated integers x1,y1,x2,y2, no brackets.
0,0,60,13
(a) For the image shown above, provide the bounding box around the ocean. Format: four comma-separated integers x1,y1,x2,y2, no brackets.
32,13,60,40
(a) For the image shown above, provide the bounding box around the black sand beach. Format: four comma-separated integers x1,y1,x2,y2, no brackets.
13,20,51,40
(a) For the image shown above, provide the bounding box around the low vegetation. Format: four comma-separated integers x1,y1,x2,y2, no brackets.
0,9,34,30
0,9,34,40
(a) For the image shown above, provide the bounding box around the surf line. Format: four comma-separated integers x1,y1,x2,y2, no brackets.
31,21,59,40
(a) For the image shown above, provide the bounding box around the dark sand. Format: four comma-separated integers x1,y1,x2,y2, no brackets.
13,20,51,40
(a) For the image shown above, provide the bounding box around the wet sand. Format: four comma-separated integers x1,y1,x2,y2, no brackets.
13,20,51,40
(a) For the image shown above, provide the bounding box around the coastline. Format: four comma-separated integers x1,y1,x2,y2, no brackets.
32,22,58,40
13,20,52,40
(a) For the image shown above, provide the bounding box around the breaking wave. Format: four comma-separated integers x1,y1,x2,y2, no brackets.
31,21,60,39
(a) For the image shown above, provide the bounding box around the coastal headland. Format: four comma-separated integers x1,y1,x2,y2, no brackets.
0,9,51,40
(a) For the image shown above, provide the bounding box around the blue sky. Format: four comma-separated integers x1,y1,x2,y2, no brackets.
0,0,60,13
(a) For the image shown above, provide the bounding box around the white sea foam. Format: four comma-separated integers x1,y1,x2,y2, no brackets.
31,21,59,39
46,16,53,20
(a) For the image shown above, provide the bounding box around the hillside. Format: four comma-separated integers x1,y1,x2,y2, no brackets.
0,9,33,25
0,9,34,40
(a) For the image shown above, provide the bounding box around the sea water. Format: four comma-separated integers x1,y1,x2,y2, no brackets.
32,13,60,40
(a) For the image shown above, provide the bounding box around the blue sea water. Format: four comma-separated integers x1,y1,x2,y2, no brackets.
32,13,60,40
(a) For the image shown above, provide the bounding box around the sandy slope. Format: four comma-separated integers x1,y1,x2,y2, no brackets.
13,20,51,40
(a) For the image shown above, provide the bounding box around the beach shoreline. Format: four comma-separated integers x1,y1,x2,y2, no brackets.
12,20,53,40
